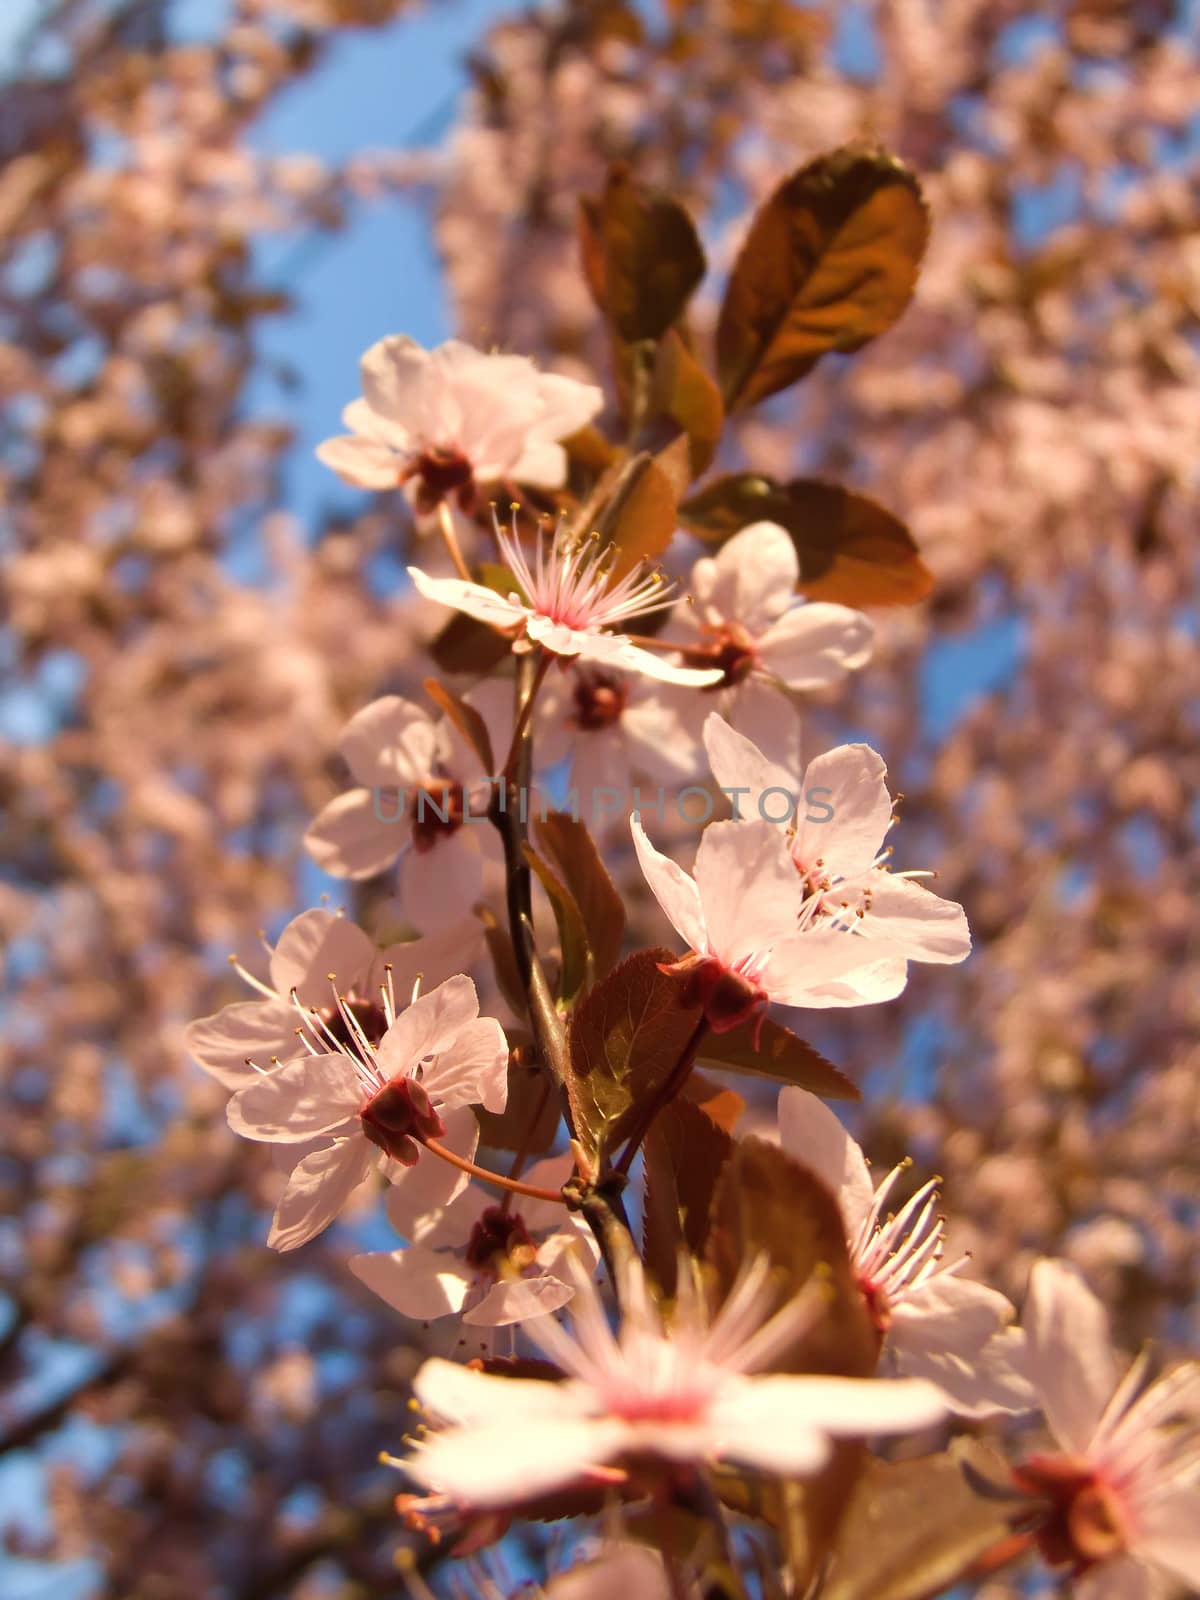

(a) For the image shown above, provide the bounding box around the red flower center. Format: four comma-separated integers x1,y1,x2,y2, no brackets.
667,953,769,1041
412,781,467,852
1013,1454,1130,1571
403,447,477,513
682,624,759,691
313,994,389,1053
360,1075,446,1165
464,1207,536,1274
572,670,628,731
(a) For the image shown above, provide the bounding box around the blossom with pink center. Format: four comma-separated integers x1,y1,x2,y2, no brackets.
630,812,910,1036
408,514,724,688
304,685,509,931
225,973,508,1251
316,336,603,513
349,1152,600,1340
666,523,874,750
183,908,477,1091
401,1254,946,1509
777,1089,1032,1418
703,713,970,1003
1014,1259,1200,1600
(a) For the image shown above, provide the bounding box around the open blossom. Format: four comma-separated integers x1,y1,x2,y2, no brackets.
703,714,970,1001
402,1254,946,1508
304,686,508,930
667,523,874,750
534,665,702,826
1014,1260,1200,1600
316,336,604,512
409,514,724,687
349,1152,599,1338
778,1089,1032,1418
225,973,508,1251
631,813,910,1036
183,908,476,1090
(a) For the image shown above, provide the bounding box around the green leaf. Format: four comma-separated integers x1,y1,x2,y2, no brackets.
579,165,706,343
680,474,932,607
564,947,702,1167
698,1016,859,1100
642,1093,734,1298
717,146,929,411
533,811,625,980
821,1441,1027,1600
423,676,494,773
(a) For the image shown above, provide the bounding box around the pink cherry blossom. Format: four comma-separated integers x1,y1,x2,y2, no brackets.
349,1152,599,1339
534,665,702,828
630,812,911,1036
408,513,724,687
401,1254,946,1509
703,713,971,1000
316,336,603,512
304,686,509,930
225,974,508,1251
667,523,874,750
777,1088,1032,1418
1015,1259,1200,1600
183,908,478,1090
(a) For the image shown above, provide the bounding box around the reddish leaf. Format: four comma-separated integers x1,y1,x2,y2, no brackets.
642,1094,735,1298
565,947,702,1166
717,146,929,410
579,165,706,343
650,330,724,478
423,676,494,774
698,1016,859,1100
681,1069,745,1133
680,473,931,607
595,451,679,582
534,811,625,980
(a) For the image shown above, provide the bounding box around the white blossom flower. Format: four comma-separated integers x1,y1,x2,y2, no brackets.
703,713,970,1001
316,336,604,512
545,1544,692,1600
349,1152,599,1338
408,514,724,688
304,685,509,931
667,523,874,750
401,1254,946,1509
777,1088,1032,1418
631,813,910,1036
225,973,508,1251
534,665,702,829
183,908,476,1090
1014,1259,1200,1600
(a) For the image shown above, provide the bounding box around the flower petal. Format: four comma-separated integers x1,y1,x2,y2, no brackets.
349,1246,471,1320
424,1015,509,1115
315,434,400,489
359,334,428,434
373,974,481,1082
270,909,376,1006
338,696,439,789
790,743,892,879
855,873,972,965
408,566,526,631
776,1088,875,1234
693,817,802,961
1023,1259,1118,1452
406,1414,629,1508
305,789,407,880
385,1104,479,1237
462,1274,576,1328
630,814,707,953
227,1054,363,1142
703,712,798,822
756,601,874,689
398,833,485,934
184,998,297,1090
692,523,797,637
268,1135,372,1250
1136,1487,1200,1589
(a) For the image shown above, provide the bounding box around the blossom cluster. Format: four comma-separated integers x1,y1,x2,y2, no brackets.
185,325,1198,1595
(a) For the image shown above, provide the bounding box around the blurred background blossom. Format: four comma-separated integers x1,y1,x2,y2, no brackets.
0,1,1197,1596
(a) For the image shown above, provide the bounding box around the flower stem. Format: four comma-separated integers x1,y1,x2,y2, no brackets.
436,499,474,585
421,1137,564,1205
